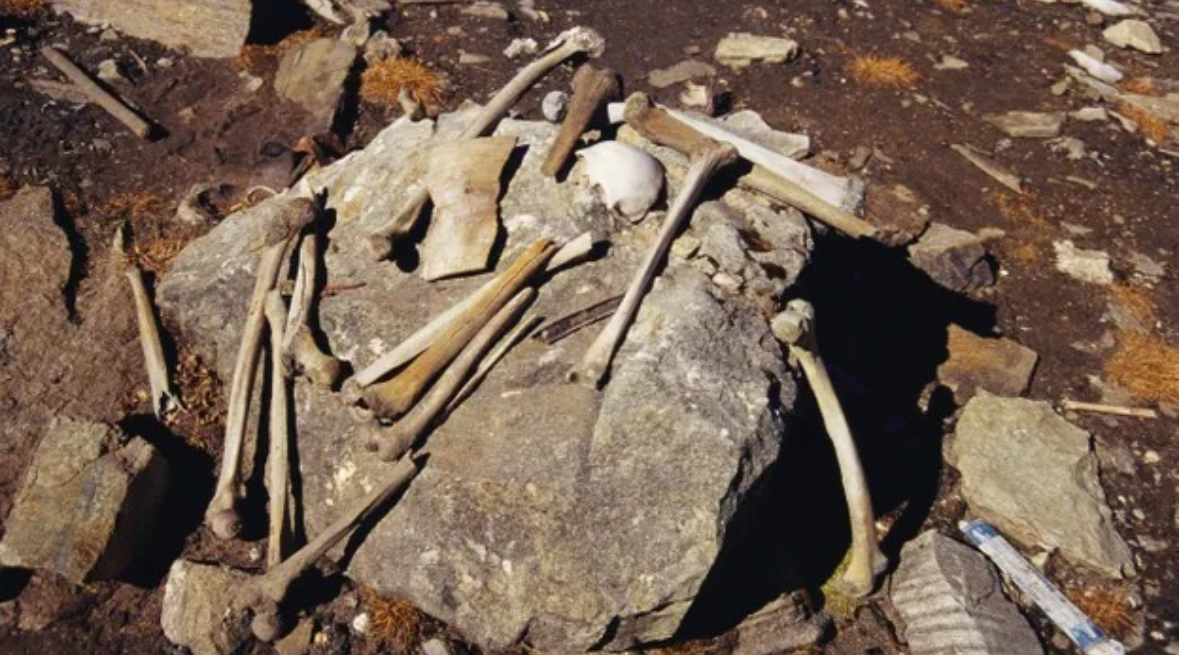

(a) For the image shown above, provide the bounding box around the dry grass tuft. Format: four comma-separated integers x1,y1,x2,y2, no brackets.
358,587,427,655
0,175,16,201
236,27,325,71
1120,77,1160,96
1108,284,1157,327
96,190,168,222
847,56,920,88
0,0,45,19
932,0,968,12
1066,585,1137,636
361,58,448,111
133,234,188,275
1105,331,1179,405
1118,103,1170,145
171,351,225,433
992,191,1050,229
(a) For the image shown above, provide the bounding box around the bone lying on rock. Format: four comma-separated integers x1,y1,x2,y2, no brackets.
206,197,317,540
263,290,294,568
363,239,557,419
771,300,885,598
347,232,597,394
368,288,536,460
576,141,665,222
283,233,343,387
533,294,622,345
367,26,606,260
541,64,620,177
419,136,518,281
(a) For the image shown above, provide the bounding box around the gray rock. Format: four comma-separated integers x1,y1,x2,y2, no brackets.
731,594,829,655
1053,240,1113,285
715,33,799,69
15,573,91,631
891,531,1043,655
907,222,994,292
934,55,969,70
985,111,1066,138
949,395,1135,577
363,31,402,64
1103,19,1163,54
541,90,567,122
1072,106,1110,122
937,325,1038,403
50,0,251,58
647,59,717,88
159,114,806,650
0,418,168,584
274,38,358,130
161,561,252,655
863,183,930,247
460,1,510,20
696,201,752,275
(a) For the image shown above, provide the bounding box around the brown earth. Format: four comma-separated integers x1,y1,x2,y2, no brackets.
0,0,1176,654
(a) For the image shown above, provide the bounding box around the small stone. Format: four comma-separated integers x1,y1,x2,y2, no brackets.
1084,44,1107,61
671,233,701,260
99,28,118,42
715,33,799,69
274,38,358,130
1128,250,1166,280
340,20,372,47
648,59,717,88
458,51,492,65
363,31,402,63
847,145,873,170
1051,78,1071,95
274,618,315,655
421,638,454,655
1103,19,1163,54
541,90,567,122
1143,450,1160,464
937,325,1039,403
239,71,264,93
864,183,930,247
460,1,510,20
934,54,969,70
96,59,125,83
156,57,173,68
1069,49,1124,84
984,111,1066,138
678,82,710,109
161,561,252,655
1050,136,1087,160
1071,106,1109,122
351,612,370,634
52,0,251,58
891,531,1044,655
1086,10,1106,24
502,37,538,59
1081,0,1136,17
907,222,995,292
1054,240,1114,285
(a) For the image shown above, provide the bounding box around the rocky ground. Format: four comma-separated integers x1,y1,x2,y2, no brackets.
0,0,1176,654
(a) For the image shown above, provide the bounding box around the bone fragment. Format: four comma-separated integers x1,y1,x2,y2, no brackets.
40,47,153,139
363,239,556,419
1060,399,1158,419
283,234,343,387
207,198,317,540
577,137,738,386
419,136,518,280
236,452,421,641
348,232,597,391
451,313,542,408
369,288,536,460
533,294,622,345
263,291,294,568
542,64,619,177
367,27,606,259
771,300,885,598
951,144,1023,193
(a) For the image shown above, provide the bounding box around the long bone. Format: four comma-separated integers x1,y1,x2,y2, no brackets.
263,291,295,568
577,106,738,386
771,299,885,598
206,198,317,540
283,233,343,387
368,288,536,461
541,64,619,177
235,451,422,642
362,239,556,419
367,27,606,260
346,232,596,394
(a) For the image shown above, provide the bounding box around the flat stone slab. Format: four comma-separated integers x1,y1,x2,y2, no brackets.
985,111,1066,138
937,325,1038,403
51,0,251,58
907,222,994,292
274,38,358,130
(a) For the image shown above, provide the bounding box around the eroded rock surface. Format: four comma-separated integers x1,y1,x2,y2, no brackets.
51,0,251,58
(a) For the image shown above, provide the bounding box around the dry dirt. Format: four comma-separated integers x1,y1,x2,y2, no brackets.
0,1,1176,654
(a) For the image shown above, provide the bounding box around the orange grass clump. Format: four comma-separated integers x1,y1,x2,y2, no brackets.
358,587,427,655
1108,284,1157,327
847,56,920,88
992,191,1050,229
1105,331,1179,405
933,0,968,13
97,190,168,222
361,58,448,111
1120,77,1160,96
1066,586,1137,636
1118,103,1170,145
236,27,325,71
0,0,45,18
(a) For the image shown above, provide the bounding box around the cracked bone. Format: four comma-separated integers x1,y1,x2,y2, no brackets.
577,127,738,386
206,198,316,540
362,239,557,419
771,299,885,598
367,26,606,259
368,288,536,461
113,225,180,419
419,136,518,281
283,233,343,387
541,64,620,177
347,232,597,394
263,290,295,568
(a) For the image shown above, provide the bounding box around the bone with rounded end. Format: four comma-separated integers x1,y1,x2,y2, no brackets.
367,27,606,259
263,290,293,569
117,232,181,419
577,141,738,387
575,141,665,222
283,234,343,388
369,288,536,461
771,299,885,598
542,64,620,178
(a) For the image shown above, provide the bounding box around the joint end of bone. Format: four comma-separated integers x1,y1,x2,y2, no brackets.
290,329,343,387
366,232,395,262
552,26,606,58
375,429,416,463
250,604,285,642
207,507,243,540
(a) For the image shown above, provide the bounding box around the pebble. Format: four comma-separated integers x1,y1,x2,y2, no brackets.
460,1,510,20
1069,49,1124,83
1050,136,1087,160
503,37,538,59
458,51,492,65
1054,240,1114,285
541,91,567,123
99,29,118,42
96,59,125,83
1144,450,1161,464
156,57,173,68
350,612,370,634
1103,19,1163,54
934,54,969,70
1071,106,1109,122
648,59,717,88
714,32,799,69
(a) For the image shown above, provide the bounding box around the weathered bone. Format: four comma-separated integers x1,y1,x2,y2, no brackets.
771,299,885,598
263,290,294,568
41,46,153,139
450,313,542,408
577,132,738,386
347,232,597,393
362,239,556,419
283,234,343,387
369,288,536,460
419,136,518,281
236,451,422,642
541,64,619,177
367,27,606,259
206,198,316,540
114,225,180,419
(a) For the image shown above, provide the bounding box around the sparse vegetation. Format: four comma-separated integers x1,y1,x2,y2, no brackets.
1066,585,1137,637
993,191,1050,229
1120,77,1160,96
360,58,448,112
1108,284,1157,328
0,0,45,19
236,27,325,71
1106,331,1179,405
358,586,429,655
1118,103,1170,145
847,56,920,88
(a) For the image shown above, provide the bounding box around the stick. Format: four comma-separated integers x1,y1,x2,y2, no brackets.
40,46,153,139
1060,399,1158,419
533,295,621,345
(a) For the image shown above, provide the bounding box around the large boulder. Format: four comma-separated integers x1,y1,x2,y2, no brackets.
51,0,251,59
159,113,811,650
